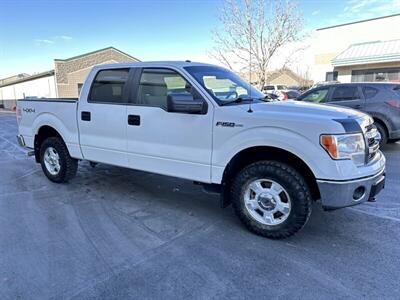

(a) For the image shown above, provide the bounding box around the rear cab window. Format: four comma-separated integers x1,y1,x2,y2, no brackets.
263,85,275,91
89,69,130,103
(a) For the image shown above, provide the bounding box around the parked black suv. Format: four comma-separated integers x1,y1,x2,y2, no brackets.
297,83,400,145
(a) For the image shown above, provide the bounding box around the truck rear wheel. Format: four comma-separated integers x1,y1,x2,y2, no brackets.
231,161,312,239
40,137,78,183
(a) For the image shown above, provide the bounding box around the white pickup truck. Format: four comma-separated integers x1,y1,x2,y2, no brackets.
17,61,386,239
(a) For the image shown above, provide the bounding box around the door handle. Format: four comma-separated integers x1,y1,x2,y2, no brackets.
354,104,361,108
128,115,140,126
81,111,91,121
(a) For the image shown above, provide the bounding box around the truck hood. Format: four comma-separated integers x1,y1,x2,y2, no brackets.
237,100,366,120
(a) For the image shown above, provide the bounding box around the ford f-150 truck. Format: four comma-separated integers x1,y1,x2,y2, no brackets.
16,61,386,239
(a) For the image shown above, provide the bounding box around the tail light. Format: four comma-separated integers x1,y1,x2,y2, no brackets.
282,92,288,101
16,107,22,124
385,100,400,109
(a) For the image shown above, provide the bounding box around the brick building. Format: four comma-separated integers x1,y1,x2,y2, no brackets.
0,47,139,109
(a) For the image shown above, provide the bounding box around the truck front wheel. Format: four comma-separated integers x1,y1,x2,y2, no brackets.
231,161,312,239
39,137,78,183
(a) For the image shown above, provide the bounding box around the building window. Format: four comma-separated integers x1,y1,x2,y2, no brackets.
325,71,338,81
351,68,400,82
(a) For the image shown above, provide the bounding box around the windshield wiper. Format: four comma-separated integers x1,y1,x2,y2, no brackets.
220,97,254,106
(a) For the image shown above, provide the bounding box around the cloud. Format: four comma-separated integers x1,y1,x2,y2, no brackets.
344,0,372,13
34,35,72,45
320,0,400,28
34,39,54,45
343,0,400,15
311,10,320,16
57,35,72,40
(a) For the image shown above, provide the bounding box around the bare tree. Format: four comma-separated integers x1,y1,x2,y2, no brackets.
210,0,304,89
295,66,312,88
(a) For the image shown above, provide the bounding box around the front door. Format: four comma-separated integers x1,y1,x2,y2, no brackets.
78,68,130,167
126,67,213,182
326,85,365,110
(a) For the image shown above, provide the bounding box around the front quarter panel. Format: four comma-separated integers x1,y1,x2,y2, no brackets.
211,106,343,183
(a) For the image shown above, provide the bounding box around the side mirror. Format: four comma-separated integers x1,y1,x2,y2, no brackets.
167,94,207,114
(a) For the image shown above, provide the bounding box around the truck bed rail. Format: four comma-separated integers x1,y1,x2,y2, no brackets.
17,98,78,103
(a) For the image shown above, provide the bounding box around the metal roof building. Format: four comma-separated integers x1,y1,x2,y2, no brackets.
312,14,400,83
332,39,400,67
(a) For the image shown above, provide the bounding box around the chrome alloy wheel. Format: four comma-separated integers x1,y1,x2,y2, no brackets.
243,179,291,226
44,147,61,176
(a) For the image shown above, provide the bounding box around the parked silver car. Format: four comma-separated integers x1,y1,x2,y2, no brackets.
297,82,400,145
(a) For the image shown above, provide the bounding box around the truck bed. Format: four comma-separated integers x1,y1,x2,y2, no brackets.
17,98,81,159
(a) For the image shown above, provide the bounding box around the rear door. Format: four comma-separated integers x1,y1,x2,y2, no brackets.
326,85,365,110
78,68,131,166
125,67,214,182
362,85,381,115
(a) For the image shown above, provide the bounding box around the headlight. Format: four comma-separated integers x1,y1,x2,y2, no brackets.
320,133,366,166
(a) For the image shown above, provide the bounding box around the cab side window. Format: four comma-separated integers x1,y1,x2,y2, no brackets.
89,69,129,103
136,68,199,109
302,87,329,103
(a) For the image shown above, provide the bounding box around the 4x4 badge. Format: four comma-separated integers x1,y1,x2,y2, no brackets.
23,108,35,113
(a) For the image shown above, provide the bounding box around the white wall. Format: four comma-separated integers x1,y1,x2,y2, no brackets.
312,15,400,82
0,75,57,109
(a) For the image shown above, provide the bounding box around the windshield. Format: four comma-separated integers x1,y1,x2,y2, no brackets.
184,66,264,105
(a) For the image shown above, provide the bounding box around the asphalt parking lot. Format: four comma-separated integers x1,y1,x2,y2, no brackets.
0,111,399,299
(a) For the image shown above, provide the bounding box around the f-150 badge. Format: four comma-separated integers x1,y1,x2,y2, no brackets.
216,121,243,127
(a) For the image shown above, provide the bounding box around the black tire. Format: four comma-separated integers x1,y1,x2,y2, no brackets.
388,138,400,144
231,161,312,239
375,123,388,146
40,136,78,183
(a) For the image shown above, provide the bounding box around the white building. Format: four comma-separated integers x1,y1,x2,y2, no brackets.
0,71,57,107
312,14,400,83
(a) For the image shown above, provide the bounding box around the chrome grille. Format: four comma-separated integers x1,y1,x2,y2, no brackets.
365,124,380,162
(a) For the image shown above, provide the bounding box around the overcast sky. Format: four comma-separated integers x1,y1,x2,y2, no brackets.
1,0,399,78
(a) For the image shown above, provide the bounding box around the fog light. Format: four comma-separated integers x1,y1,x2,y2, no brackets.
353,186,365,201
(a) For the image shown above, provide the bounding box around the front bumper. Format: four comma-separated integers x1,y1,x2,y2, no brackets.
317,169,385,210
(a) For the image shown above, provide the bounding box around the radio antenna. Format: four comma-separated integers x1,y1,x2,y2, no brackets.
247,18,253,113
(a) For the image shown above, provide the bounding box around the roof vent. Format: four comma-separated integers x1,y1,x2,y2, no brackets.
185,60,191,63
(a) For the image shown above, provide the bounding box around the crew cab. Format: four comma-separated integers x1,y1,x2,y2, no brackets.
16,61,386,239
